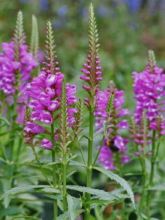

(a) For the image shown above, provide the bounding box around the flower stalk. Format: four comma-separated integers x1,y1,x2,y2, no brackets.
146,130,156,218
60,83,69,212
51,124,58,220
81,3,101,218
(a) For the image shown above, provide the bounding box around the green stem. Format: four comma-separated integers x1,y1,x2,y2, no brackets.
146,131,156,218
138,155,147,217
85,107,94,219
149,131,156,185
62,151,67,211
51,124,58,220
11,135,23,187
92,140,103,166
31,146,51,185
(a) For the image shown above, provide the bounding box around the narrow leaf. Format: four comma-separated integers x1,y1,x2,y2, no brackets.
94,166,135,208
67,185,126,201
67,195,82,220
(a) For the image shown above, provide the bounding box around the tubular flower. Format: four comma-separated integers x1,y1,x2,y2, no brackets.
24,22,77,150
95,83,129,170
66,83,77,127
133,51,165,135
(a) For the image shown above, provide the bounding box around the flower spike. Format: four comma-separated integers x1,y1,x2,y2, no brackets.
60,82,69,151
95,83,129,170
30,15,39,60
44,21,59,75
80,3,102,104
14,11,25,60
133,51,165,135
148,50,156,72
24,22,77,149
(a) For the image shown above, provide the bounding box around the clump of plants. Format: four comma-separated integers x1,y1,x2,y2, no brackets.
0,4,165,220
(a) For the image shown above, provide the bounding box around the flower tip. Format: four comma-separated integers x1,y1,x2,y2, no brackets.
148,50,156,67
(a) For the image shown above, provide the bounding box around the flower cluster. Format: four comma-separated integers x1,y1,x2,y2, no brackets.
24,69,77,149
133,59,165,135
0,42,37,96
95,83,129,170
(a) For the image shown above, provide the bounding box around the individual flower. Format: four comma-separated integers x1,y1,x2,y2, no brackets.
41,139,53,150
95,82,129,170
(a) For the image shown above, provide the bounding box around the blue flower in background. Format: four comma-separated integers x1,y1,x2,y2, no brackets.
124,0,142,13
57,5,68,17
19,0,29,4
40,0,49,11
79,7,88,18
97,5,109,17
53,19,66,29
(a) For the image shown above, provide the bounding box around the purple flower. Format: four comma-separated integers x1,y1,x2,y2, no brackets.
95,83,129,170
95,84,129,130
66,83,77,126
24,121,45,134
41,139,53,150
99,137,129,170
133,62,165,134
99,143,115,170
0,42,37,96
0,42,19,95
24,68,77,149
0,41,37,124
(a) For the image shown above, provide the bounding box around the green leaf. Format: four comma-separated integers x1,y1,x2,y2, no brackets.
0,117,10,126
69,160,86,168
0,207,22,217
57,212,69,220
67,185,125,202
1,185,59,200
95,207,104,220
150,183,165,191
94,166,135,208
67,195,82,220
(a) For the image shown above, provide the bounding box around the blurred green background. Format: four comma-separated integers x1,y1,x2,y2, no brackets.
0,0,165,106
